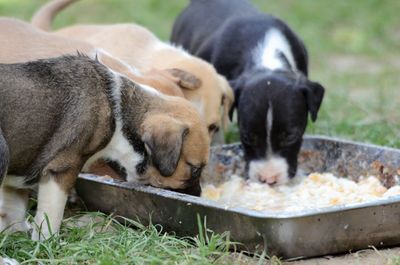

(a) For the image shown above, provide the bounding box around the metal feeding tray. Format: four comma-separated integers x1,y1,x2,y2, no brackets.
75,136,400,259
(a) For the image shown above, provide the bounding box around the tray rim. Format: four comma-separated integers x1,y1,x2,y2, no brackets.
77,135,400,219
216,134,400,154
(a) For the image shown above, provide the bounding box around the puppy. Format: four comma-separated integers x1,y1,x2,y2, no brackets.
0,55,209,240
0,18,193,99
31,0,235,140
172,0,325,185
0,17,205,181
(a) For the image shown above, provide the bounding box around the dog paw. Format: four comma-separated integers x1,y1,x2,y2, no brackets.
31,227,50,241
0,257,20,265
0,215,30,234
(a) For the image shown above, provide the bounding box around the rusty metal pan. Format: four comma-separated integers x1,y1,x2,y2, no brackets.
75,136,400,258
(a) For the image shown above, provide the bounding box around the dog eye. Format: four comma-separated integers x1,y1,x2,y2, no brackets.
208,124,219,133
187,162,204,178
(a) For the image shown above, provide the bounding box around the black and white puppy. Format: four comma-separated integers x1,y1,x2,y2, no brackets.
172,0,325,185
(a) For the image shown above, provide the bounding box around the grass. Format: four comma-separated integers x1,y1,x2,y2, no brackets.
1,212,265,264
389,256,400,265
0,0,399,264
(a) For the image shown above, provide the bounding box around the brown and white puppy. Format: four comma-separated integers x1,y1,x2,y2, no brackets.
31,0,235,140
0,17,207,181
0,55,209,240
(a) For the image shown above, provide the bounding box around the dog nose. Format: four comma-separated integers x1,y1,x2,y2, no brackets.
190,165,204,179
258,172,279,185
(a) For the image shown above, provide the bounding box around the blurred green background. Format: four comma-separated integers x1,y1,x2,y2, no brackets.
1,1,400,264
1,0,400,147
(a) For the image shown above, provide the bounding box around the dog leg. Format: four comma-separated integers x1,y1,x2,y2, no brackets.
31,153,80,241
31,177,68,240
0,182,30,233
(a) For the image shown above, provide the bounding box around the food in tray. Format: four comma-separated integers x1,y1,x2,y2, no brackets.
201,173,400,212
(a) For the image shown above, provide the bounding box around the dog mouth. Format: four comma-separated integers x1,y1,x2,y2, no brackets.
98,159,203,196
170,183,202,196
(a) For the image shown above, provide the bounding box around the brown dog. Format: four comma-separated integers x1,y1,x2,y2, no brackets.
0,17,209,180
31,0,235,140
0,21,209,238
0,54,209,240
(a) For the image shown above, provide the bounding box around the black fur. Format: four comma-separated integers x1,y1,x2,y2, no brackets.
172,0,325,179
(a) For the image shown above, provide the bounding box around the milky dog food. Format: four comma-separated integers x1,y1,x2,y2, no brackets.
201,173,400,212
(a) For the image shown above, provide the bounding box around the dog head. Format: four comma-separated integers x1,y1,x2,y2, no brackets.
233,68,324,185
119,83,210,196
166,58,234,140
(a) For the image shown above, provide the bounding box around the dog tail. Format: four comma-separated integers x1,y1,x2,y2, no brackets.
31,0,78,31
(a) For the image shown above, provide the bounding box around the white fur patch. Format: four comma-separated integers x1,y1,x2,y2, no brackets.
31,178,68,240
0,257,20,265
266,104,273,157
248,156,289,185
253,29,297,72
139,83,162,96
0,179,30,233
83,120,144,182
166,43,192,58
96,48,142,76
83,73,144,182
2,175,30,189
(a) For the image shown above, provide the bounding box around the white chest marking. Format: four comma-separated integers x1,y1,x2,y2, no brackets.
266,104,273,158
83,74,143,182
253,29,297,72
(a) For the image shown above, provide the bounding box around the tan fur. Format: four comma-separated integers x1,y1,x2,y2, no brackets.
140,96,210,189
31,0,235,138
0,18,185,101
87,160,125,180
0,18,211,192
31,0,79,31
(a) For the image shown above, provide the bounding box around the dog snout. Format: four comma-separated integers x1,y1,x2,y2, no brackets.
248,157,289,185
258,172,280,185
171,181,202,196
189,164,204,179
169,163,204,196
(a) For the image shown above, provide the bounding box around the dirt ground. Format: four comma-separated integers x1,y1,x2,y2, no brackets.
225,247,400,265
286,247,400,265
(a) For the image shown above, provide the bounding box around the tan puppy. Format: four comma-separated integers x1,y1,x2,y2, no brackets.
0,17,210,180
0,18,194,98
32,0,235,139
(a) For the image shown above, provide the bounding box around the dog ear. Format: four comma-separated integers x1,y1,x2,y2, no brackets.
165,68,202,90
141,115,189,177
300,81,325,122
228,78,244,120
219,77,235,129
